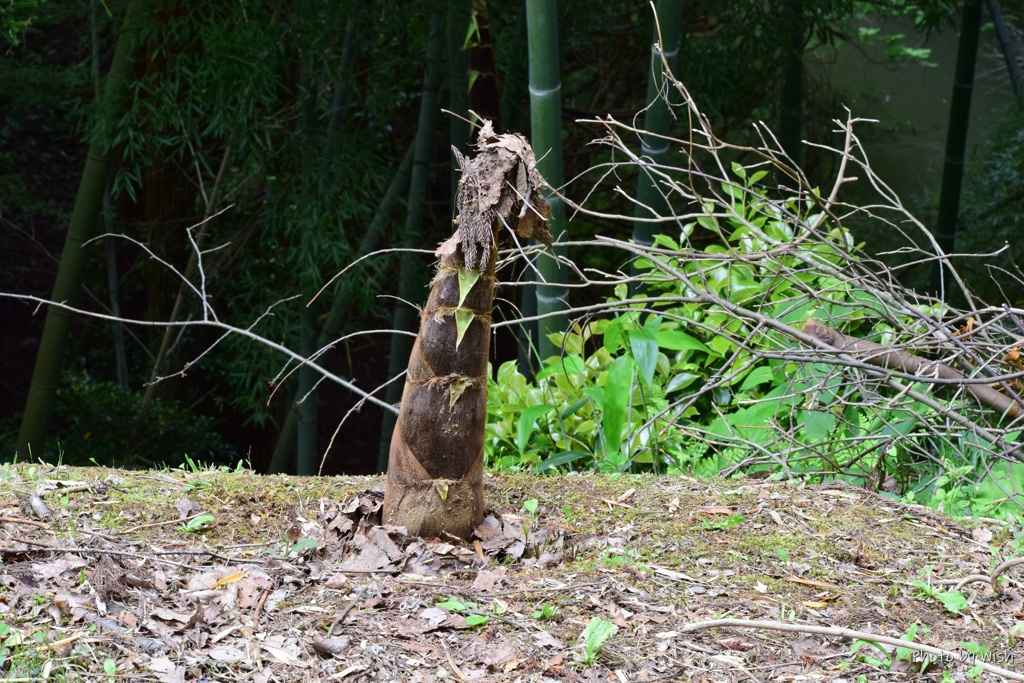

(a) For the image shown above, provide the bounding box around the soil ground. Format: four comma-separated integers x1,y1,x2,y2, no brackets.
1,464,1022,682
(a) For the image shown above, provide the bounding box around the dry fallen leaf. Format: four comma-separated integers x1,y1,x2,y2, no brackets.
148,656,186,683
310,635,351,656
971,527,993,544
471,567,506,592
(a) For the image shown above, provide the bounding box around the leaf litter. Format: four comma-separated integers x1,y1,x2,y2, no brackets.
1,465,1022,681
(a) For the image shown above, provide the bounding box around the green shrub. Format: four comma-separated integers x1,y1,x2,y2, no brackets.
486,162,1024,522
2,372,235,468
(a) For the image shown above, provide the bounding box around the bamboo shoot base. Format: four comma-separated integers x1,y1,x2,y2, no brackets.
382,473,483,540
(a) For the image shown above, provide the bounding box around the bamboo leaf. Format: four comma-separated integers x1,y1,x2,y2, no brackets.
455,308,475,349
457,267,480,308
448,377,470,410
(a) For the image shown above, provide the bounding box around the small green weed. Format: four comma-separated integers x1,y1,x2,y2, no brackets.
580,617,615,664
289,538,318,554
850,622,922,672
531,603,557,621
177,514,215,533
436,598,489,627
696,513,745,531
910,569,969,615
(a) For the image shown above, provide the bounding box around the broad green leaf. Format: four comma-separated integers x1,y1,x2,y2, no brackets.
653,233,680,250
531,604,557,620
454,309,475,349
709,396,789,446
800,410,835,442
935,590,969,615
465,614,489,627
583,618,615,644
850,639,892,664
534,450,592,473
738,365,775,391
582,617,615,661
602,356,633,455
547,330,585,356
181,514,215,532
518,404,554,455
496,360,519,385
537,354,586,379
657,330,712,354
665,372,699,393
698,513,744,530
456,267,480,308
708,335,734,357
559,397,589,419
629,321,659,386
881,415,917,439
603,317,626,354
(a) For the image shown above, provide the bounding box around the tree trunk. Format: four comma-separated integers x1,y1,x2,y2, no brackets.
92,0,129,392
16,1,139,459
632,0,684,247
929,0,982,297
525,0,568,363
384,122,552,539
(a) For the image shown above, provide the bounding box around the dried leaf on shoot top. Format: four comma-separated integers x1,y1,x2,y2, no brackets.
447,121,553,272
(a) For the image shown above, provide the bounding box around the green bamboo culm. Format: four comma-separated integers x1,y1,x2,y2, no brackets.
525,0,568,362
929,0,983,298
988,0,1024,108
378,10,444,473
448,0,473,203
295,56,321,476
632,0,684,247
16,1,140,460
778,0,804,171
267,145,412,474
266,14,399,475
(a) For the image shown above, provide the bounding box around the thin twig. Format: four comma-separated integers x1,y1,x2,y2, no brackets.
680,618,1024,681
328,582,373,636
